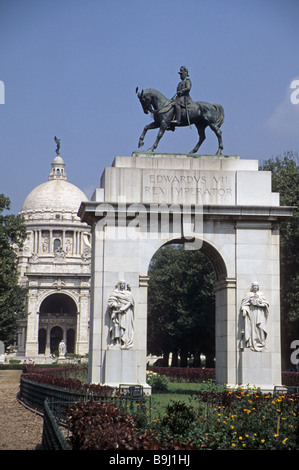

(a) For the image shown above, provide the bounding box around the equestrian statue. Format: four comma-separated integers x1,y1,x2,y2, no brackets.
136,66,225,155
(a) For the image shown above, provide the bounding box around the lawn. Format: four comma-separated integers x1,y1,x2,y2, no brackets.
149,380,222,420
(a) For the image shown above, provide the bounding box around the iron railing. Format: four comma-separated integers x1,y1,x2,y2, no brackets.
19,376,151,450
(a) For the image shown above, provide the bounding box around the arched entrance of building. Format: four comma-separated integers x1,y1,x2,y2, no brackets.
50,326,63,354
38,293,78,355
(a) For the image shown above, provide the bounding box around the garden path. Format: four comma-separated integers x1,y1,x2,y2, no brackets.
0,369,43,450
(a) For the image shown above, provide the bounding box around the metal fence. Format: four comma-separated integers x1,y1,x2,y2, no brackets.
19,377,151,450
42,399,72,450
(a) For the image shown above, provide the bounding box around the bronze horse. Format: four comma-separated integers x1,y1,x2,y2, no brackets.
137,88,224,155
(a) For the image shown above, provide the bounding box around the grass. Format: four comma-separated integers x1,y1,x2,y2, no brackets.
149,380,220,420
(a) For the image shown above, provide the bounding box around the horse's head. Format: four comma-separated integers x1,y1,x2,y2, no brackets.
136,87,154,115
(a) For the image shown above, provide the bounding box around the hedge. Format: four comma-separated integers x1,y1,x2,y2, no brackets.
148,366,299,387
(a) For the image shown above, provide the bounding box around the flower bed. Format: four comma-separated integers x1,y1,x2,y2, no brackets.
151,388,299,450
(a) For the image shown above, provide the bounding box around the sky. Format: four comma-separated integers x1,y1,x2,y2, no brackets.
0,0,299,213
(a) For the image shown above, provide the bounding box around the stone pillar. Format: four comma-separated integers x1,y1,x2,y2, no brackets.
45,325,51,355
49,229,53,254
235,221,283,391
76,290,90,355
25,289,40,357
215,278,237,387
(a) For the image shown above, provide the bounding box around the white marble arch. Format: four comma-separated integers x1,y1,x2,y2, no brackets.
79,153,294,393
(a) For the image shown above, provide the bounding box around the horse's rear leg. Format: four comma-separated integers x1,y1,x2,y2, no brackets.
189,125,206,154
209,123,223,155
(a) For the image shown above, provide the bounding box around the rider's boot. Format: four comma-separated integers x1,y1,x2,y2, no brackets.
173,105,181,125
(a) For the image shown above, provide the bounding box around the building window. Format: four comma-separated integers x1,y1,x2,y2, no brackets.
53,238,61,252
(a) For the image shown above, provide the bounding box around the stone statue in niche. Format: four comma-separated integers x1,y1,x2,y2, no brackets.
65,237,73,255
108,280,134,349
240,282,269,352
42,237,49,253
54,246,66,260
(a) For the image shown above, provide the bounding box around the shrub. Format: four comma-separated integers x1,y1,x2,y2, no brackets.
148,367,299,388
22,365,114,396
161,401,196,436
66,401,195,450
146,371,168,392
147,366,215,383
282,371,299,386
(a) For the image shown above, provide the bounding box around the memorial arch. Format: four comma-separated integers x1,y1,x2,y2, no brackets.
79,152,294,393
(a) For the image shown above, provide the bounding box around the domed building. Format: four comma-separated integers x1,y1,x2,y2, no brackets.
17,150,91,361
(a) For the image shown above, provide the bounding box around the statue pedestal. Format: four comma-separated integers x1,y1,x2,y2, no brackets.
104,349,150,393
105,349,137,385
239,350,274,392
57,356,67,364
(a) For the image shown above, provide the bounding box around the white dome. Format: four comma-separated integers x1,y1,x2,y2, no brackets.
21,178,88,213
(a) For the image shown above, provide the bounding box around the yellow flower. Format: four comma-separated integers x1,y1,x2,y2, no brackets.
239,436,243,440
230,425,234,429
282,438,288,445
261,439,265,443
231,443,236,447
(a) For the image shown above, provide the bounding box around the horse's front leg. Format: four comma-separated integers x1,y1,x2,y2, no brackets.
147,121,167,152
138,122,159,148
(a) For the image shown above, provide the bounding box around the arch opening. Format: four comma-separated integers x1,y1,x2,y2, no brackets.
50,326,63,355
40,293,77,316
146,238,232,383
38,293,78,355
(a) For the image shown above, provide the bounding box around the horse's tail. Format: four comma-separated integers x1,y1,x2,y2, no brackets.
213,104,225,128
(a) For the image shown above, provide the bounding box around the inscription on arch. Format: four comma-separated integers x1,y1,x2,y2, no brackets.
142,170,235,204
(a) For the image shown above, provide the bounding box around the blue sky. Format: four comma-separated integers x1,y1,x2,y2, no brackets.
0,0,298,213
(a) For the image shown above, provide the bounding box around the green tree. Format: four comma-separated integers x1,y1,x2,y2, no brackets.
259,151,299,368
147,244,215,367
0,194,27,346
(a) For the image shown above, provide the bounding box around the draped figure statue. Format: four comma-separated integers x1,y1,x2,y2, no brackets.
240,282,269,352
108,280,134,349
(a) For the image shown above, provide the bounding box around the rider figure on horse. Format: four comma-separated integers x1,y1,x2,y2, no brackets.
173,66,193,125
